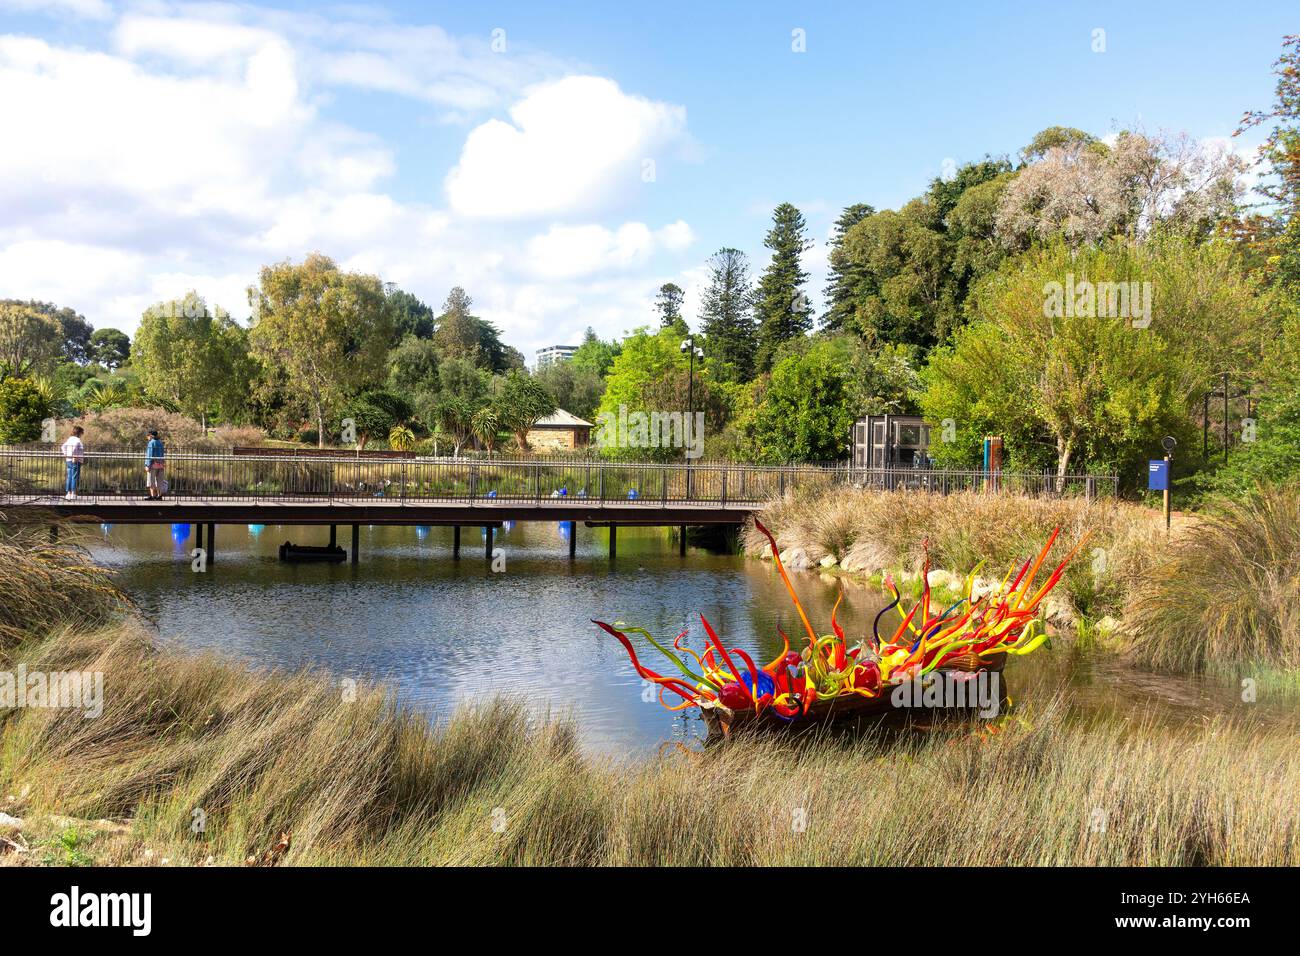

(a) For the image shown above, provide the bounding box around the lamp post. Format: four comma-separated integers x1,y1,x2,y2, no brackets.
680,337,703,496
1203,371,1255,463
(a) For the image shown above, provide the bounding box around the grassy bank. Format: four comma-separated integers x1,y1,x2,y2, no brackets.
5,625,1298,866
3,518,1297,867
743,485,1300,675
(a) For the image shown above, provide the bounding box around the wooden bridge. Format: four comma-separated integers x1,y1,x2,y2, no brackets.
0,449,1117,562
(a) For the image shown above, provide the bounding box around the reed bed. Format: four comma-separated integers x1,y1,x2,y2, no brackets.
1122,483,1300,673
743,489,1166,619
3,624,1296,866
0,517,129,649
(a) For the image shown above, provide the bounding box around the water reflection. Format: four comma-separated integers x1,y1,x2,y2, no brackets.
82,522,1293,755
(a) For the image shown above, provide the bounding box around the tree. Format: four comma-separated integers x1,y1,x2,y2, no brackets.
387,286,436,341
754,203,814,372
387,335,440,394
341,388,412,449
1021,126,1097,164
534,361,604,420
654,283,686,331
424,395,476,456
831,160,1012,350
134,293,253,427
596,326,723,461
89,328,130,370
1,300,94,366
249,253,394,446
471,404,503,457
570,327,621,378
821,203,875,332
0,302,62,378
736,335,915,463
475,317,525,373
434,287,483,365
1235,35,1300,288
496,370,556,450
0,377,52,443
919,239,1267,481
698,248,757,381
743,344,856,463
996,131,1245,248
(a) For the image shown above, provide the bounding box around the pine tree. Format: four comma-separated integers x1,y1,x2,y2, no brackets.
698,248,756,381
754,203,813,372
654,283,686,330
820,203,875,331
434,287,483,365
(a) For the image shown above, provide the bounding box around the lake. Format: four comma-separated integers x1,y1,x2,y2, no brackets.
81,520,1290,754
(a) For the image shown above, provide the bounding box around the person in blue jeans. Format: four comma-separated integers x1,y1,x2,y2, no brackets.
61,425,85,499
145,429,166,499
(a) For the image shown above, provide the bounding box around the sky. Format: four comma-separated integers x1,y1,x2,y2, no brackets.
0,0,1294,363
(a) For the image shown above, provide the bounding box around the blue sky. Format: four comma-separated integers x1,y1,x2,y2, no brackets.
0,0,1292,360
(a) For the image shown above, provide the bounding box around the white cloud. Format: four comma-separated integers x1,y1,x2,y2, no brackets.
524,220,694,279
0,0,111,21
0,9,699,361
445,75,686,219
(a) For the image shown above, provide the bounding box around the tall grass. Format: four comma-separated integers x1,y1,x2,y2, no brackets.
744,489,1166,619
1123,483,1300,673
4,625,1296,865
0,519,128,649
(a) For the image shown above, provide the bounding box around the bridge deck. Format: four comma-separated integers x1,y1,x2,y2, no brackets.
1,494,755,526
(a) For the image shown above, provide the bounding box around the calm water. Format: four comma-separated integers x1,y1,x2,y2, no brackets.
81,521,1292,755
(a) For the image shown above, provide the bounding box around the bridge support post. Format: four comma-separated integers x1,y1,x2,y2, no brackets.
207,524,216,564
609,524,617,561
351,524,359,564
485,525,493,561
329,524,337,548
453,525,461,560
195,523,204,551
680,525,687,556
568,521,577,559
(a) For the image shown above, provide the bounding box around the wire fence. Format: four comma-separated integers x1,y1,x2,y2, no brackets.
0,448,1119,506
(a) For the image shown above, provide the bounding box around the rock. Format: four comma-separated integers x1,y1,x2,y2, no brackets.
0,812,24,829
1094,615,1119,635
839,552,875,574
819,555,838,569
926,569,962,591
778,547,813,570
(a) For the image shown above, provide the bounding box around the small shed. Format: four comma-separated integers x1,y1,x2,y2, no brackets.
851,414,931,469
526,409,594,452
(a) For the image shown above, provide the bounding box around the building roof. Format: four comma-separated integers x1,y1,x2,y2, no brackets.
530,408,594,429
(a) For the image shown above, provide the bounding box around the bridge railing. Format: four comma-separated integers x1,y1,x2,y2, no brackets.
0,449,1118,505
0,450,842,505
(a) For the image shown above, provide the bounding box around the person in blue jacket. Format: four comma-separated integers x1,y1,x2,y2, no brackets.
144,429,166,499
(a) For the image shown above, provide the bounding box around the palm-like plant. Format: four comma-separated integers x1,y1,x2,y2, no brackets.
388,423,416,451
471,405,502,458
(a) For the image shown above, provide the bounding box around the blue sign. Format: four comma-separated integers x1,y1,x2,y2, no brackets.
1147,460,1169,491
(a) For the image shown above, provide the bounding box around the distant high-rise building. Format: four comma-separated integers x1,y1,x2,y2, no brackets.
536,344,578,368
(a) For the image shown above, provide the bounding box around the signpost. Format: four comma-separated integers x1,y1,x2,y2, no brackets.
1149,436,1177,532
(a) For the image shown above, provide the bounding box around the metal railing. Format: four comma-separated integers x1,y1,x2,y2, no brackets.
0,449,1118,506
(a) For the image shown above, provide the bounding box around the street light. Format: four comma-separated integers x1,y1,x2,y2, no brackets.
680,338,703,439
1203,371,1255,463
680,338,703,497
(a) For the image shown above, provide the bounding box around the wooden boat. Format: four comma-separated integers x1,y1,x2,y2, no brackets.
701,652,1007,739
278,541,347,563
